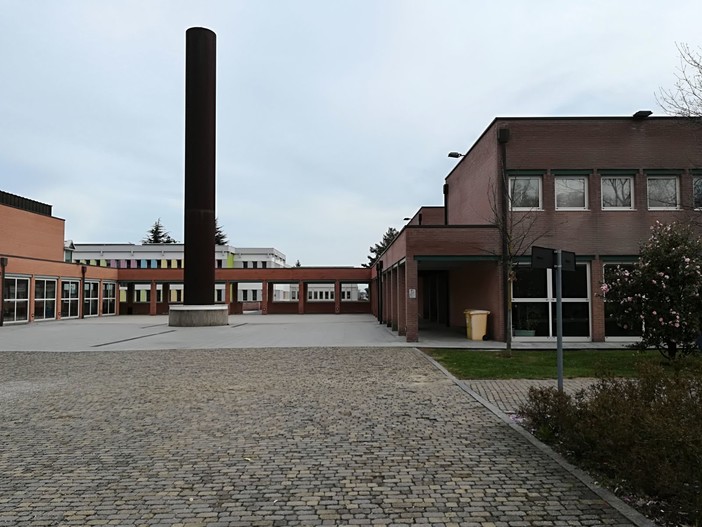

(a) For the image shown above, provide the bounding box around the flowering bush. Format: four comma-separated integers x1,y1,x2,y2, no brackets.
603,221,702,359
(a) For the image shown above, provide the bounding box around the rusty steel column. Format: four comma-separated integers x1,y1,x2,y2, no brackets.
184,27,216,305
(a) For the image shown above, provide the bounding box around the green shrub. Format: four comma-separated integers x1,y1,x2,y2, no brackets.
518,360,702,525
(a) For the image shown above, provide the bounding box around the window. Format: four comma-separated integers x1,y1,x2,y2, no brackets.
84,281,99,317
3,276,30,323
35,278,57,320
647,176,679,209
601,176,633,209
252,261,258,269
242,290,248,301
555,176,588,210
61,280,80,318
102,282,116,315
509,176,542,209
243,261,248,269
252,290,258,301
694,176,702,210
511,264,590,339
262,261,267,269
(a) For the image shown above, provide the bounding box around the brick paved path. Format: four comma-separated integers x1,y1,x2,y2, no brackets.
465,379,599,415
0,348,635,526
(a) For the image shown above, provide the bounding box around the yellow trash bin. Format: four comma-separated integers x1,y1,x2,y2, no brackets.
464,309,490,340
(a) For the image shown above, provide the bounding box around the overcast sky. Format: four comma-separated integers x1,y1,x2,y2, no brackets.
1,1,700,266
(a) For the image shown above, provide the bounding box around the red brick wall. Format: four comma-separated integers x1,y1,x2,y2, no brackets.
407,207,445,226
448,262,501,336
446,122,500,225
442,118,702,255
0,204,65,261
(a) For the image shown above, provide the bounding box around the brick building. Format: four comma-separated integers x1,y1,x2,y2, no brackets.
0,191,120,324
374,115,702,343
1,190,371,324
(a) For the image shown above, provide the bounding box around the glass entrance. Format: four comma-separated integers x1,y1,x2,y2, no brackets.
512,263,591,340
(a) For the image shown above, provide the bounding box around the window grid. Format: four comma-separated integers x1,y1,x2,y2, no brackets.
601,176,634,210
555,176,588,210
508,176,542,210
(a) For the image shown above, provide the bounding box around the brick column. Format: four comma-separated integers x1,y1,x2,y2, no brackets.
149,280,157,315
398,263,406,336
224,281,230,313
261,281,269,314
391,267,398,331
231,282,241,314
298,281,306,314
406,258,419,342
334,280,341,314
384,270,391,327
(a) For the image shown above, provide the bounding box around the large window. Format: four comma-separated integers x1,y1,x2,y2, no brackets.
694,176,702,210
34,278,57,320
84,281,99,317
512,264,590,339
602,176,634,209
102,282,116,315
647,176,680,209
61,280,80,318
509,176,542,210
3,276,30,323
555,176,588,210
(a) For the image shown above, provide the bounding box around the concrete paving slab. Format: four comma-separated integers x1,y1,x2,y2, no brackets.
0,314,634,352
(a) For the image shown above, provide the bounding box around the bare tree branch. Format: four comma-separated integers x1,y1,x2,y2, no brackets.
657,42,702,119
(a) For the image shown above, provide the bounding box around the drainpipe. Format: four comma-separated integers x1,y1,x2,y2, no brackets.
498,127,511,348
443,183,449,225
0,257,7,326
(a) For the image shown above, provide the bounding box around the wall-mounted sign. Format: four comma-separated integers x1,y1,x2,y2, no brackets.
408,288,416,299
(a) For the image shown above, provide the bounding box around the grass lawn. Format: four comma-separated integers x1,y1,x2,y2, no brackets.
422,348,663,379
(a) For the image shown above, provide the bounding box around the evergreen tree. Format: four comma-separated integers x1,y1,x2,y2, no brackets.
364,227,399,267
215,217,229,245
142,218,177,244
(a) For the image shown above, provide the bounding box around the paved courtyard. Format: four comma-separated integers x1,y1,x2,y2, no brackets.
0,347,643,526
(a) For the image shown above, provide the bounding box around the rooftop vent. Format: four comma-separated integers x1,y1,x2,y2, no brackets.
633,110,653,120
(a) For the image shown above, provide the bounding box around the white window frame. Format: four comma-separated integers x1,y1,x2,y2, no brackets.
3,275,30,323
102,282,116,315
61,279,80,319
554,176,588,210
84,280,100,317
511,263,591,342
601,176,634,210
693,175,702,210
34,278,57,320
508,176,543,211
647,176,680,210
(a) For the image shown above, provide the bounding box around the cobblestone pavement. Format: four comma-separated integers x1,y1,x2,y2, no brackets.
465,379,600,415
1,348,637,526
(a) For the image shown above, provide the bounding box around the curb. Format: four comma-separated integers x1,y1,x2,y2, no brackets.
413,348,658,527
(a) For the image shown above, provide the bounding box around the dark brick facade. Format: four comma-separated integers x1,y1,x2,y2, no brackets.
377,116,702,342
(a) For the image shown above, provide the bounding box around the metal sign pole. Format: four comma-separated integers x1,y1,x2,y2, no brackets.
555,249,564,392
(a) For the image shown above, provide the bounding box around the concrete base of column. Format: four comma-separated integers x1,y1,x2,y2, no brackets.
168,305,228,327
